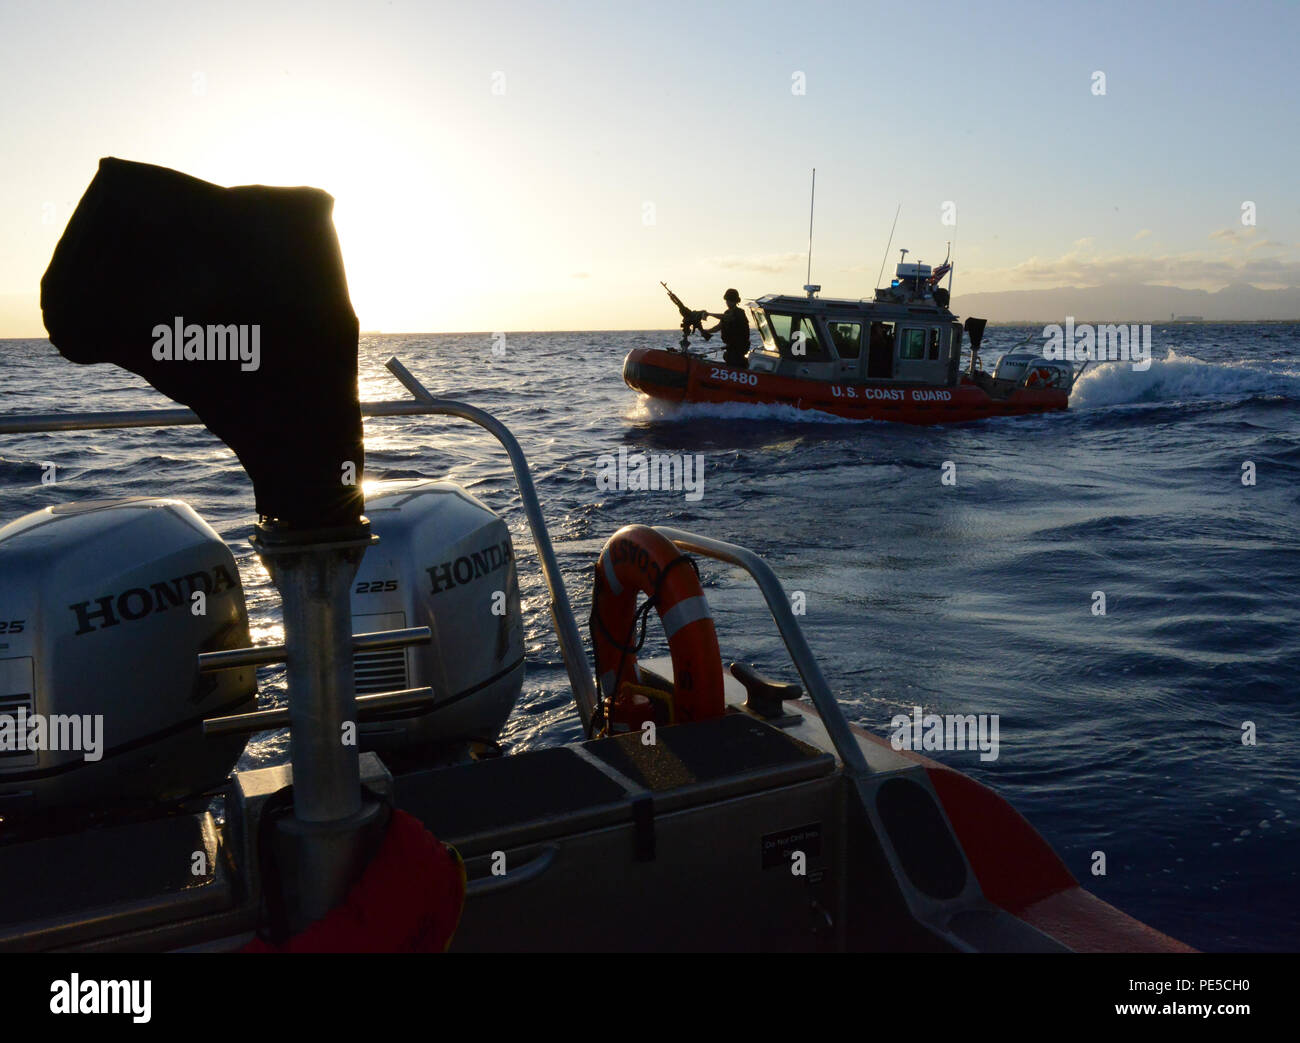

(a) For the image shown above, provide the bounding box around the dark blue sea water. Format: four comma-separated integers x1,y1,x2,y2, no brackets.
2,325,1297,952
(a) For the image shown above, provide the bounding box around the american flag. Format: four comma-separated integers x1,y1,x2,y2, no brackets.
928,262,952,284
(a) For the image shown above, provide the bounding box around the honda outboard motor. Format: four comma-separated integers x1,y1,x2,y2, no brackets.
353,480,523,763
0,498,255,822
993,352,1074,389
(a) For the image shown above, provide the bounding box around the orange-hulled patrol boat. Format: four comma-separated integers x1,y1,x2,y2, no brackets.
626,257,1082,423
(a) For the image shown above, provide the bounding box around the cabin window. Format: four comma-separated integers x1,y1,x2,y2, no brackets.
767,313,794,354
900,328,927,360
752,309,777,351
827,321,862,359
928,328,941,360
793,317,827,360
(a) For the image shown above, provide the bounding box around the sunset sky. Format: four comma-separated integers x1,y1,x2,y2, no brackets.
2,0,1297,335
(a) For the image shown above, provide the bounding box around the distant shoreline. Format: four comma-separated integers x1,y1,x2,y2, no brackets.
982,317,1300,326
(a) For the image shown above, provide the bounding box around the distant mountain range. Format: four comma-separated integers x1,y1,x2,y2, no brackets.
954,283,1300,323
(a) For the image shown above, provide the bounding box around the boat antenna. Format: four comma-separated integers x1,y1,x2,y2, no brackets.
875,203,902,290
803,168,819,298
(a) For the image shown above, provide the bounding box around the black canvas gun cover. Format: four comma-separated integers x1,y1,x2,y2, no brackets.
40,157,365,529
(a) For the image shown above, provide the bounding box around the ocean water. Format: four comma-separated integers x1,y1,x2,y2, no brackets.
1,324,1297,952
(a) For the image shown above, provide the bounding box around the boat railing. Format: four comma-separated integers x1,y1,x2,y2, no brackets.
0,356,600,729
0,354,864,766
2,351,884,936
653,526,872,778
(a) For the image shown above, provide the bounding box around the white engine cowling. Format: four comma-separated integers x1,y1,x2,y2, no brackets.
352,480,524,762
994,352,1073,389
0,498,255,821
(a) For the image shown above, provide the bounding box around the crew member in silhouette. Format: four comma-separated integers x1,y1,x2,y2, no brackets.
868,321,894,379
705,288,750,368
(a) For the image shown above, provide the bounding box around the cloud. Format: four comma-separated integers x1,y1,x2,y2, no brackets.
1133,229,1152,240
1210,226,1261,244
972,245,1300,290
571,271,590,279
707,252,805,274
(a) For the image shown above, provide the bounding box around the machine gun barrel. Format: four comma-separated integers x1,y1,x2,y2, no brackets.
660,281,712,350
660,280,690,318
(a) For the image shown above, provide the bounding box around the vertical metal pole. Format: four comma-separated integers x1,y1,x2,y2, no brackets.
806,167,816,290
253,523,384,931
275,543,363,819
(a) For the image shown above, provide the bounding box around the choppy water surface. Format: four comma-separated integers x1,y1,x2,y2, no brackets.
2,323,1297,952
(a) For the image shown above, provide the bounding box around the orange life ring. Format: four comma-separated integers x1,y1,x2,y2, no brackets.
1025,367,1052,389
590,524,725,733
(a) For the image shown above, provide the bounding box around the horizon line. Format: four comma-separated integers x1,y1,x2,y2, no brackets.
4,318,1300,343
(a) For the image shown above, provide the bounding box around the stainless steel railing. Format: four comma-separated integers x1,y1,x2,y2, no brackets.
0,357,599,728
381,358,598,728
653,526,871,777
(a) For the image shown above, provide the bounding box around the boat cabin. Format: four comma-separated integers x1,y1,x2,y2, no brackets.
745,262,962,387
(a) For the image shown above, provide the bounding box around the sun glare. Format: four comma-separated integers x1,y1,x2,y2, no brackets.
183,83,492,335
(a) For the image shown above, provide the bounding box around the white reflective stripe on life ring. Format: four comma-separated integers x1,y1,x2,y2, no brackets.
602,552,623,596
659,595,712,641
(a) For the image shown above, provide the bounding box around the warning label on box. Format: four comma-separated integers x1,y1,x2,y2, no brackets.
761,822,823,870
